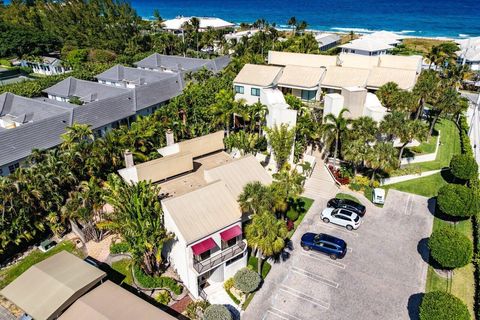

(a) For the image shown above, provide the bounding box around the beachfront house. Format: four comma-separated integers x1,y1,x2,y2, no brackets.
233,64,283,105
339,31,402,56
456,37,480,71
315,33,341,51
21,56,70,75
163,16,234,33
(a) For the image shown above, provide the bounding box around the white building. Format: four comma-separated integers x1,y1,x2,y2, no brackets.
21,56,70,75
163,16,234,32
118,132,272,301
315,33,341,51
339,38,394,56
456,37,480,71
233,64,283,105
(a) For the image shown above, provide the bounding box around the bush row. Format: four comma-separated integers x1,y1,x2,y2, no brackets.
109,242,130,254
133,265,183,295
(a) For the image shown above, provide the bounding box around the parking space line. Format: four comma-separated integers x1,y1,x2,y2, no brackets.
292,266,339,288
317,223,359,237
279,284,330,308
265,307,304,320
404,195,413,215
300,252,346,269
347,247,353,252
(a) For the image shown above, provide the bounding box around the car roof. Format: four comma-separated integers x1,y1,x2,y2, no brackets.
340,199,366,209
318,233,346,246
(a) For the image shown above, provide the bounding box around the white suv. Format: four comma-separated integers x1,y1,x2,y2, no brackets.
321,208,362,230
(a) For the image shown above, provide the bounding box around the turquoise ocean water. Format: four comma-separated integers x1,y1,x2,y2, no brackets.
131,0,480,38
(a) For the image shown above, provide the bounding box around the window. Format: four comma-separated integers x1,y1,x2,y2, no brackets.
251,88,260,97
301,90,317,101
234,85,244,94
0,168,3,176
226,252,245,266
8,163,19,174
323,243,336,250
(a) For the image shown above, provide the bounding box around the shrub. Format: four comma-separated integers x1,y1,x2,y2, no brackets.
351,176,379,189
286,209,299,222
286,219,294,231
203,304,232,320
437,184,479,218
450,154,479,181
328,165,349,185
0,59,12,67
428,227,473,269
419,291,470,320
223,277,234,291
109,242,130,254
233,267,261,293
185,300,210,320
155,290,171,305
133,265,183,294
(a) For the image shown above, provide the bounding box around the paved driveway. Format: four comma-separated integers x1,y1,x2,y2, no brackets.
242,189,434,320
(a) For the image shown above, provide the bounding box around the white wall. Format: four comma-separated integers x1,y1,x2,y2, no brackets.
341,48,388,56
234,83,263,105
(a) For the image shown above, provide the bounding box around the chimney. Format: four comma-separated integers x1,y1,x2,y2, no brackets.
124,150,134,168
166,129,175,146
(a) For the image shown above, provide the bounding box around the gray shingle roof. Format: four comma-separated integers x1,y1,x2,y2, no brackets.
96,65,175,84
134,73,184,111
134,53,231,73
43,77,128,102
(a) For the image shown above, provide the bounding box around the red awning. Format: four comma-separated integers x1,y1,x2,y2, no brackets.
220,225,242,241
191,238,217,256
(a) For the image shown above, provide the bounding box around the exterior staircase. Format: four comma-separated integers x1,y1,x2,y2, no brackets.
303,154,339,200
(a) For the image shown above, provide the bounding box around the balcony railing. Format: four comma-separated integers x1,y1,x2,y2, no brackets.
193,240,247,274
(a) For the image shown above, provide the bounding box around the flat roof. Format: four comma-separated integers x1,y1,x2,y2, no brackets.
163,17,234,30
339,38,394,52
58,281,177,320
1,251,105,320
233,64,283,87
162,180,242,244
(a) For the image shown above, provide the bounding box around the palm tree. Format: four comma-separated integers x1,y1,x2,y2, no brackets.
348,117,378,143
271,165,305,214
379,111,407,141
396,120,429,160
245,211,288,274
413,70,440,119
209,89,241,135
296,21,308,34
101,175,174,276
366,142,399,183
152,9,164,32
321,108,351,166
428,85,460,136
376,82,400,111
343,139,371,175
265,124,296,170
425,45,442,69
238,181,273,215
189,17,201,57
287,16,297,36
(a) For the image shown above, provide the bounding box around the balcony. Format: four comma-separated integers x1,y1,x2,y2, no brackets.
193,240,247,274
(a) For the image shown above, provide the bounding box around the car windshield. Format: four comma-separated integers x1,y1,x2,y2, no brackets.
354,216,360,222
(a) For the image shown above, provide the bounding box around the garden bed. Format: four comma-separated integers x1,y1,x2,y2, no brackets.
242,256,272,310
286,197,314,238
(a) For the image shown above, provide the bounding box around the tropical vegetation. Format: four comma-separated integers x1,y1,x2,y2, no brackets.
428,227,473,269
420,291,470,320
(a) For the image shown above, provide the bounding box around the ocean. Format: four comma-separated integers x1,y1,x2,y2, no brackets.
131,0,480,38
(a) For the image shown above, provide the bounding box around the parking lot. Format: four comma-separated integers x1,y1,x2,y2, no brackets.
243,190,434,320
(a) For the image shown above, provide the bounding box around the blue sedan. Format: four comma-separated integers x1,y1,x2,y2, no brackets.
300,232,347,260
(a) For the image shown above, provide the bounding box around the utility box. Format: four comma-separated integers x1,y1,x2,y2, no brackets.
372,188,385,205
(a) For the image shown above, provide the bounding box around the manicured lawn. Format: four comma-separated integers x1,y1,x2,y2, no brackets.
404,119,461,172
413,134,438,155
335,193,361,204
111,258,133,285
0,240,84,289
287,197,314,238
425,217,475,318
386,172,449,198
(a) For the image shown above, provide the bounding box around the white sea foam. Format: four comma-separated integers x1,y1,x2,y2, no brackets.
458,34,469,38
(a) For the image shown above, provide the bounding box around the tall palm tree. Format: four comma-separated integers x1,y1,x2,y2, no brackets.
245,211,288,274
152,9,164,32
209,89,239,135
376,82,400,111
101,175,174,276
271,165,305,214
238,181,273,215
189,17,201,57
379,111,407,141
265,124,296,170
343,139,371,175
413,70,440,119
396,120,429,160
321,108,351,166
287,16,297,36
366,142,399,182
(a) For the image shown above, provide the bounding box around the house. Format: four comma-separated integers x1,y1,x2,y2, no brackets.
268,51,338,68
163,16,235,32
118,131,272,300
456,37,480,71
224,29,260,43
339,38,394,56
21,56,70,75
0,251,106,320
315,33,341,51
0,62,184,176
233,64,283,104
58,280,177,320
276,65,325,101
134,53,231,73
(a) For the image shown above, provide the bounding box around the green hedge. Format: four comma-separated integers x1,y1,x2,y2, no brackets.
133,265,183,294
428,227,473,269
420,291,470,320
233,267,261,293
204,304,232,320
437,184,479,218
450,154,479,181
109,242,130,254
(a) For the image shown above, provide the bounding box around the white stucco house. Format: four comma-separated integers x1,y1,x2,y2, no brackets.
21,56,70,75
456,37,480,71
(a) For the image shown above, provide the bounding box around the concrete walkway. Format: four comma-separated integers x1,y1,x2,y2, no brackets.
303,156,339,200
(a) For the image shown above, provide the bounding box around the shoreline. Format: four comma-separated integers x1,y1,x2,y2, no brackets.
142,16,469,41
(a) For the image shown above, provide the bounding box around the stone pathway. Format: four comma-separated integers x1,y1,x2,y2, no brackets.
85,234,114,262
303,156,339,200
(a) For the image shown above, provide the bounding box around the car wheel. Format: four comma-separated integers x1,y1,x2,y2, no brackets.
346,225,353,231
302,246,310,251
322,218,330,223
329,254,337,260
